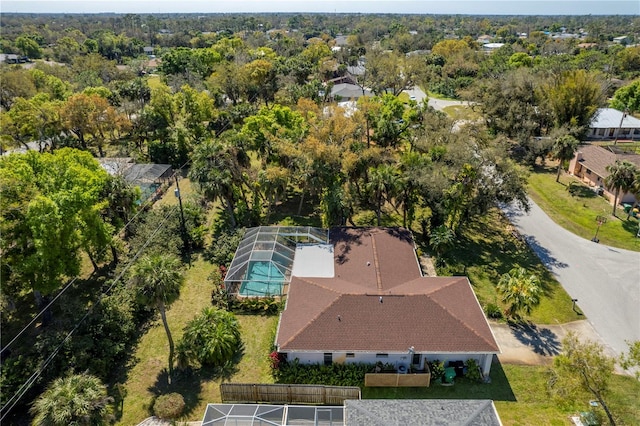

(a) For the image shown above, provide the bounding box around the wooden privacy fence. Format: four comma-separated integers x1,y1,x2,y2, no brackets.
220,383,361,405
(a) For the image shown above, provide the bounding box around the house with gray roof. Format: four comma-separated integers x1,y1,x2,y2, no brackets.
200,399,503,425
345,399,502,426
274,227,500,378
329,83,372,101
588,108,640,140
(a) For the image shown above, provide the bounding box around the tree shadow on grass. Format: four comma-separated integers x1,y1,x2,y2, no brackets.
508,322,561,357
621,217,640,237
148,368,204,419
147,346,244,419
523,235,569,270
567,182,597,199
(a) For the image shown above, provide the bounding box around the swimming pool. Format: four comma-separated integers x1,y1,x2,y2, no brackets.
239,261,285,296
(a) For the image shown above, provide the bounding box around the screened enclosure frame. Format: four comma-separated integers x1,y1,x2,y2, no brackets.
201,403,344,425
224,226,329,297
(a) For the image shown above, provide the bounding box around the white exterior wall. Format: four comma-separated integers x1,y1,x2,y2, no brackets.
283,351,496,376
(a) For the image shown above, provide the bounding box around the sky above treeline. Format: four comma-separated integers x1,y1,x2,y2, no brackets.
2,0,639,15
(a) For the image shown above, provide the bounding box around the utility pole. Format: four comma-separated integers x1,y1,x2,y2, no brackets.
613,108,628,145
174,173,188,256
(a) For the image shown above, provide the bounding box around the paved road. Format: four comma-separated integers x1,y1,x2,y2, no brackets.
504,200,640,356
403,86,472,111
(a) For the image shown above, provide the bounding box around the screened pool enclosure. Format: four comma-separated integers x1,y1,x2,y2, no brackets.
224,226,329,297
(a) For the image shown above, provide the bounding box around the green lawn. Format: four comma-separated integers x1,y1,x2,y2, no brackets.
528,165,640,252
365,362,640,425
438,209,582,324
116,255,279,425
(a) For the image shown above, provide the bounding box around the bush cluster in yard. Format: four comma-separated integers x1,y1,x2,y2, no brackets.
484,302,504,319
153,392,185,420
274,359,371,387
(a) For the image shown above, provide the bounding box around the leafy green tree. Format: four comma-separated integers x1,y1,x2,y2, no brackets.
604,160,638,216
619,340,640,380
60,93,130,156
0,67,36,110
0,149,114,302
241,104,306,165
539,69,604,136
129,254,184,383
551,135,579,182
177,307,242,368
496,267,542,319
189,139,250,228
30,373,113,426
15,35,42,59
444,163,477,232
548,332,617,426
508,52,533,68
610,79,640,114
367,164,400,226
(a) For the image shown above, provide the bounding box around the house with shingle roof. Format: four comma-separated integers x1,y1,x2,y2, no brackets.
329,83,372,101
274,227,500,378
569,144,640,204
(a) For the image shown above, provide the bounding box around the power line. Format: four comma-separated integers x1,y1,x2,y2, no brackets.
1,157,193,356
0,185,159,356
0,203,179,421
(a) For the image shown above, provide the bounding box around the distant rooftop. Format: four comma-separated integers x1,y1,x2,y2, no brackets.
591,108,640,129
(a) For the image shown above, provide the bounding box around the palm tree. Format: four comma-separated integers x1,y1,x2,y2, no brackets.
429,225,455,258
30,373,113,426
367,164,400,226
496,267,542,319
551,135,579,182
189,139,249,228
177,307,242,368
626,171,640,220
130,254,184,383
604,160,638,216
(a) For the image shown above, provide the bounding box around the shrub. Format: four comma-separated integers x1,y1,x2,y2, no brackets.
153,393,185,420
275,359,370,387
177,307,241,367
465,358,483,382
229,297,283,315
428,360,445,382
484,303,503,320
205,228,245,267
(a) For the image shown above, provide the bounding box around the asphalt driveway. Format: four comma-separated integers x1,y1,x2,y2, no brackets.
503,200,640,357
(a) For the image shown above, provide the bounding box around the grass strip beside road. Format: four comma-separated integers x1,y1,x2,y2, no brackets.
528,166,640,252
438,209,583,325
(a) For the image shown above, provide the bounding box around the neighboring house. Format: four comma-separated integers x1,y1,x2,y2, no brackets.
143,46,155,57
568,144,640,204
98,158,174,201
1,53,28,63
476,34,493,44
274,227,500,378
329,83,372,102
200,400,502,425
482,43,505,52
588,108,640,140
613,35,629,44
345,399,502,426
334,35,349,47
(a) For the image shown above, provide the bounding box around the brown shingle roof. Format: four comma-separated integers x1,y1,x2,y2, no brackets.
577,144,640,179
276,227,499,354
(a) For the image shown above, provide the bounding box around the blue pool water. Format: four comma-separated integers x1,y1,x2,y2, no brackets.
239,261,285,296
